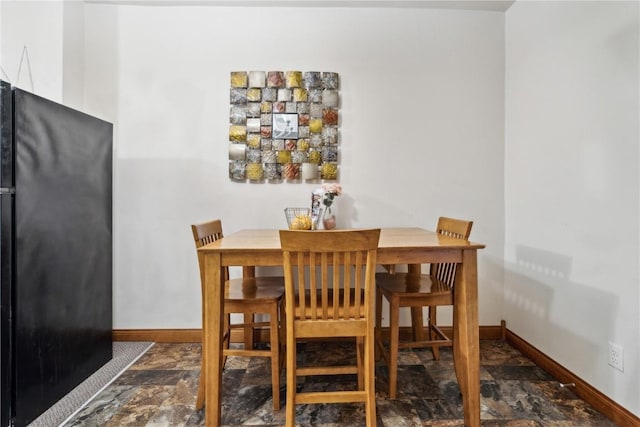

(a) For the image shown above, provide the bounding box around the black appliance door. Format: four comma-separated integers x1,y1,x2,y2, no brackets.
0,80,14,427
13,88,112,426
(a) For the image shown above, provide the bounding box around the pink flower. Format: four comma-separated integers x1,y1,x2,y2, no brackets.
320,183,342,208
322,183,342,196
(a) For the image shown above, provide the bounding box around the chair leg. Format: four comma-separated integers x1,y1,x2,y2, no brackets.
196,300,211,411
429,306,441,360
375,287,383,361
364,332,376,427
244,309,254,350
285,315,296,427
356,336,364,390
278,300,286,371
222,313,231,367
388,296,400,399
195,359,205,410
269,303,281,410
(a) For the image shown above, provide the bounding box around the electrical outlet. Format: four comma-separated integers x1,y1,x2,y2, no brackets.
608,342,624,372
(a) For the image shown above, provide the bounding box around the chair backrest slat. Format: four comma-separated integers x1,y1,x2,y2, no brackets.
332,254,340,320
431,217,473,288
299,252,309,318
343,252,351,318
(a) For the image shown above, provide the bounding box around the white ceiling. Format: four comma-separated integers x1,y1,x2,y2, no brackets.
86,0,516,12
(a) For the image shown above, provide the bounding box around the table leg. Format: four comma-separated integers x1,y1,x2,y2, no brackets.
242,266,256,350
242,266,256,278
452,249,480,427
407,264,426,341
204,252,225,426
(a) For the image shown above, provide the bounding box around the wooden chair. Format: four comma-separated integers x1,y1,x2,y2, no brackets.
191,219,285,411
375,217,473,399
279,229,380,427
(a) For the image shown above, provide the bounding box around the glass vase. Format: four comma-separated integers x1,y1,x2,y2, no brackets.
322,206,337,230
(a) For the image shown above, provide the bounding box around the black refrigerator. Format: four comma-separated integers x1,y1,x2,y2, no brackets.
0,80,113,427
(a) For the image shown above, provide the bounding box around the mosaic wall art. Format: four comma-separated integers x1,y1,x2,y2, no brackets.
228,71,339,181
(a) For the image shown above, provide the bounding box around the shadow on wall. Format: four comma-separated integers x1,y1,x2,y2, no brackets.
506,245,573,319
504,244,619,389
336,193,356,229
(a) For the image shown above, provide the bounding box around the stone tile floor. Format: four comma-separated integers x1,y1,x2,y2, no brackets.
65,340,616,426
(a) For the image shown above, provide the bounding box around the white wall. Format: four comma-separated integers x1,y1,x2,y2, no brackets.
62,0,85,110
0,1,84,108
505,0,639,416
83,4,505,329
0,1,63,101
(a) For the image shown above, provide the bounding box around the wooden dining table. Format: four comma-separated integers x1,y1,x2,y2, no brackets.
198,227,485,426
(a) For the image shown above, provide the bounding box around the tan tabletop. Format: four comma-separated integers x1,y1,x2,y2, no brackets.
198,227,485,426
